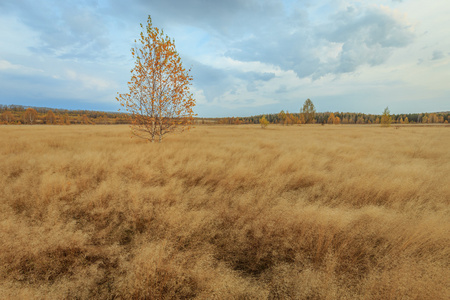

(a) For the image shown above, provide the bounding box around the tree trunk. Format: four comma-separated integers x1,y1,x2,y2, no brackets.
159,118,162,143
151,119,155,142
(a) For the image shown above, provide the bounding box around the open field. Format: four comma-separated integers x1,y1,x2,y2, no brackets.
1,124,449,299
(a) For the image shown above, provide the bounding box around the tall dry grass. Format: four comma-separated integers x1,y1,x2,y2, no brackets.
0,124,449,299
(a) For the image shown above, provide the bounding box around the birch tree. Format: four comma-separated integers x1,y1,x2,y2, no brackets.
23,108,38,125
1,111,14,124
117,16,195,143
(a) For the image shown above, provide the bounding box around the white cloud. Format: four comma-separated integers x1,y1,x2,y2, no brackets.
65,69,113,91
0,60,44,75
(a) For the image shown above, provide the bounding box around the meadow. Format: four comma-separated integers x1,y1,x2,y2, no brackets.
0,124,449,299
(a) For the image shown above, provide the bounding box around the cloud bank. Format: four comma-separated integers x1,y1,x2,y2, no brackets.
0,0,448,116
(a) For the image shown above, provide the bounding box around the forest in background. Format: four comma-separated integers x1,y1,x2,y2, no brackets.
0,104,449,126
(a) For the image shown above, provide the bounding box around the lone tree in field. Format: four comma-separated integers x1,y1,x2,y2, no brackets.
381,106,391,127
301,98,316,124
117,16,195,143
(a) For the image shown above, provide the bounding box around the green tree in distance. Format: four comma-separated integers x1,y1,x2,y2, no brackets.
381,107,391,127
301,99,316,124
278,110,286,125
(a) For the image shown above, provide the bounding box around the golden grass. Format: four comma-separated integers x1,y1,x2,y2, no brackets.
0,124,449,299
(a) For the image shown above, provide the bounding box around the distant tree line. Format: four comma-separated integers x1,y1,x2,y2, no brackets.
214,99,449,125
217,111,450,125
1,103,449,126
0,105,130,125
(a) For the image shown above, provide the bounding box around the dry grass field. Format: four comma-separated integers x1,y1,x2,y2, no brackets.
1,124,449,299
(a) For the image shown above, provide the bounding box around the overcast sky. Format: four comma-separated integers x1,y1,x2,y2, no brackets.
0,0,449,117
